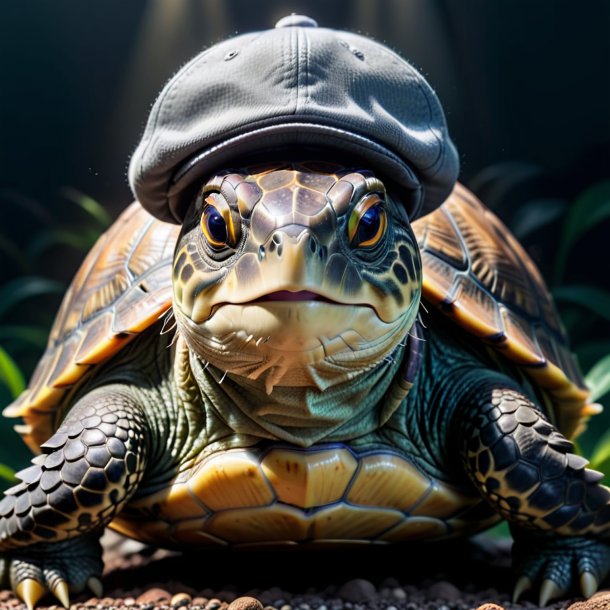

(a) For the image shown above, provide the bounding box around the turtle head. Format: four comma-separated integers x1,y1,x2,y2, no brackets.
172,161,421,392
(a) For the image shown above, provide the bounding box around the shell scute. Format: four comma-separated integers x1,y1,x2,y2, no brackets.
5,203,179,451
412,183,590,438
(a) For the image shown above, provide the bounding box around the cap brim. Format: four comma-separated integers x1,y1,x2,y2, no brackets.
164,122,425,224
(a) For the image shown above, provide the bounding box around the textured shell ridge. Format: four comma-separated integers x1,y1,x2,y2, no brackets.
412,183,591,439
4,202,179,452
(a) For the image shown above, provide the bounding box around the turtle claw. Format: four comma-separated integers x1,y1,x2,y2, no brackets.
512,534,610,604
88,576,104,598
512,575,532,603
51,578,70,609
580,571,599,599
539,579,563,607
15,578,45,610
0,535,104,609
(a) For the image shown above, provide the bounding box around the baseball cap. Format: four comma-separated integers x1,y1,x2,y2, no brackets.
128,14,459,223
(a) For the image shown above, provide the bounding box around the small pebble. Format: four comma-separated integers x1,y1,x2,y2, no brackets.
568,589,610,609
172,592,194,608
207,598,224,610
100,597,117,606
193,597,209,606
427,581,461,601
381,577,400,588
137,588,172,604
227,596,264,610
391,587,406,600
336,579,377,602
124,597,136,606
280,605,292,610
475,604,505,610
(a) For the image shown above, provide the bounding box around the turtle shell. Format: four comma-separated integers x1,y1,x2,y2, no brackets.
411,183,594,438
3,203,180,453
4,184,595,454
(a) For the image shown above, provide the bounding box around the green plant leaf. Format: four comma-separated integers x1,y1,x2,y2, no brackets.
0,277,64,320
0,346,25,399
554,180,610,284
510,198,567,240
585,353,610,403
27,228,98,258
553,285,610,323
61,188,111,228
0,464,15,484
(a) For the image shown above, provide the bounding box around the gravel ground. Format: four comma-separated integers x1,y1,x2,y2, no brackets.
0,532,607,610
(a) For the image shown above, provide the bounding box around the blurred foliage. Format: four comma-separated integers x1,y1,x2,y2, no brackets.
471,158,610,478
0,187,110,484
474,160,610,539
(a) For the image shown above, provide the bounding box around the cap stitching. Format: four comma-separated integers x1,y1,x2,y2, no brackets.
304,29,311,106
292,26,299,114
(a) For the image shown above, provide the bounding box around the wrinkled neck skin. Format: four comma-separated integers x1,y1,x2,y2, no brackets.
176,305,416,447
183,314,408,447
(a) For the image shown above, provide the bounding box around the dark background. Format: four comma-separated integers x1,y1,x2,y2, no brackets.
0,0,609,473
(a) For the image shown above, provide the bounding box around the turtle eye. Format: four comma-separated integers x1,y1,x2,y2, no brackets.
348,194,387,248
200,194,239,249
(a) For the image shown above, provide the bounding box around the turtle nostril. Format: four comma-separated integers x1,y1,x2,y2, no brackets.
309,236,317,253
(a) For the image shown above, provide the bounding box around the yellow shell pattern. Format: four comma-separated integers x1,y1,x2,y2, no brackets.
111,444,491,547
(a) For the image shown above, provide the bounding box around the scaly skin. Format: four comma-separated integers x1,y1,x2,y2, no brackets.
418,322,610,605
0,165,608,609
1,320,610,608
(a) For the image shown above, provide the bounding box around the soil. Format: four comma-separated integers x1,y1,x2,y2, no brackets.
0,532,607,610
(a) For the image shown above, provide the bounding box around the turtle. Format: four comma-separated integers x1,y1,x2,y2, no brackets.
2,13,610,610
0,160,609,610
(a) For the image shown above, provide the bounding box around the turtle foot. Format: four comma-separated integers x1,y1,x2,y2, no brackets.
0,534,103,609
512,536,610,606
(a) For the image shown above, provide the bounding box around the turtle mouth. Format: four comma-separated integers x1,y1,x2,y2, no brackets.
251,290,341,304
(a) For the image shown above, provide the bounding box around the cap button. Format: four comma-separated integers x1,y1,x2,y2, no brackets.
275,14,318,28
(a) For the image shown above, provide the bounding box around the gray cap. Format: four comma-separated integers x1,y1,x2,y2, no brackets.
128,14,459,223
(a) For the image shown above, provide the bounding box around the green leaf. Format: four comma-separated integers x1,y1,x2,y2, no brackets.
585,353,610,402
61,187,111,228
0,464,15,484
554,180,610,284
485,519,510,539
510,198,567,240
27,229,98,257
0,346,25,399
553,285,610,323
0,277,64,320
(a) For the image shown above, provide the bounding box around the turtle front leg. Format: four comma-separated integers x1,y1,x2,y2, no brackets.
0,385,148,609
456,381,610,606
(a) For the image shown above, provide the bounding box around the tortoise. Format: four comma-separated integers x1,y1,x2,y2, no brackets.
2,14,610,610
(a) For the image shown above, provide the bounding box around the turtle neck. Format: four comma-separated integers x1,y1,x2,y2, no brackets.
189,346,406,447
